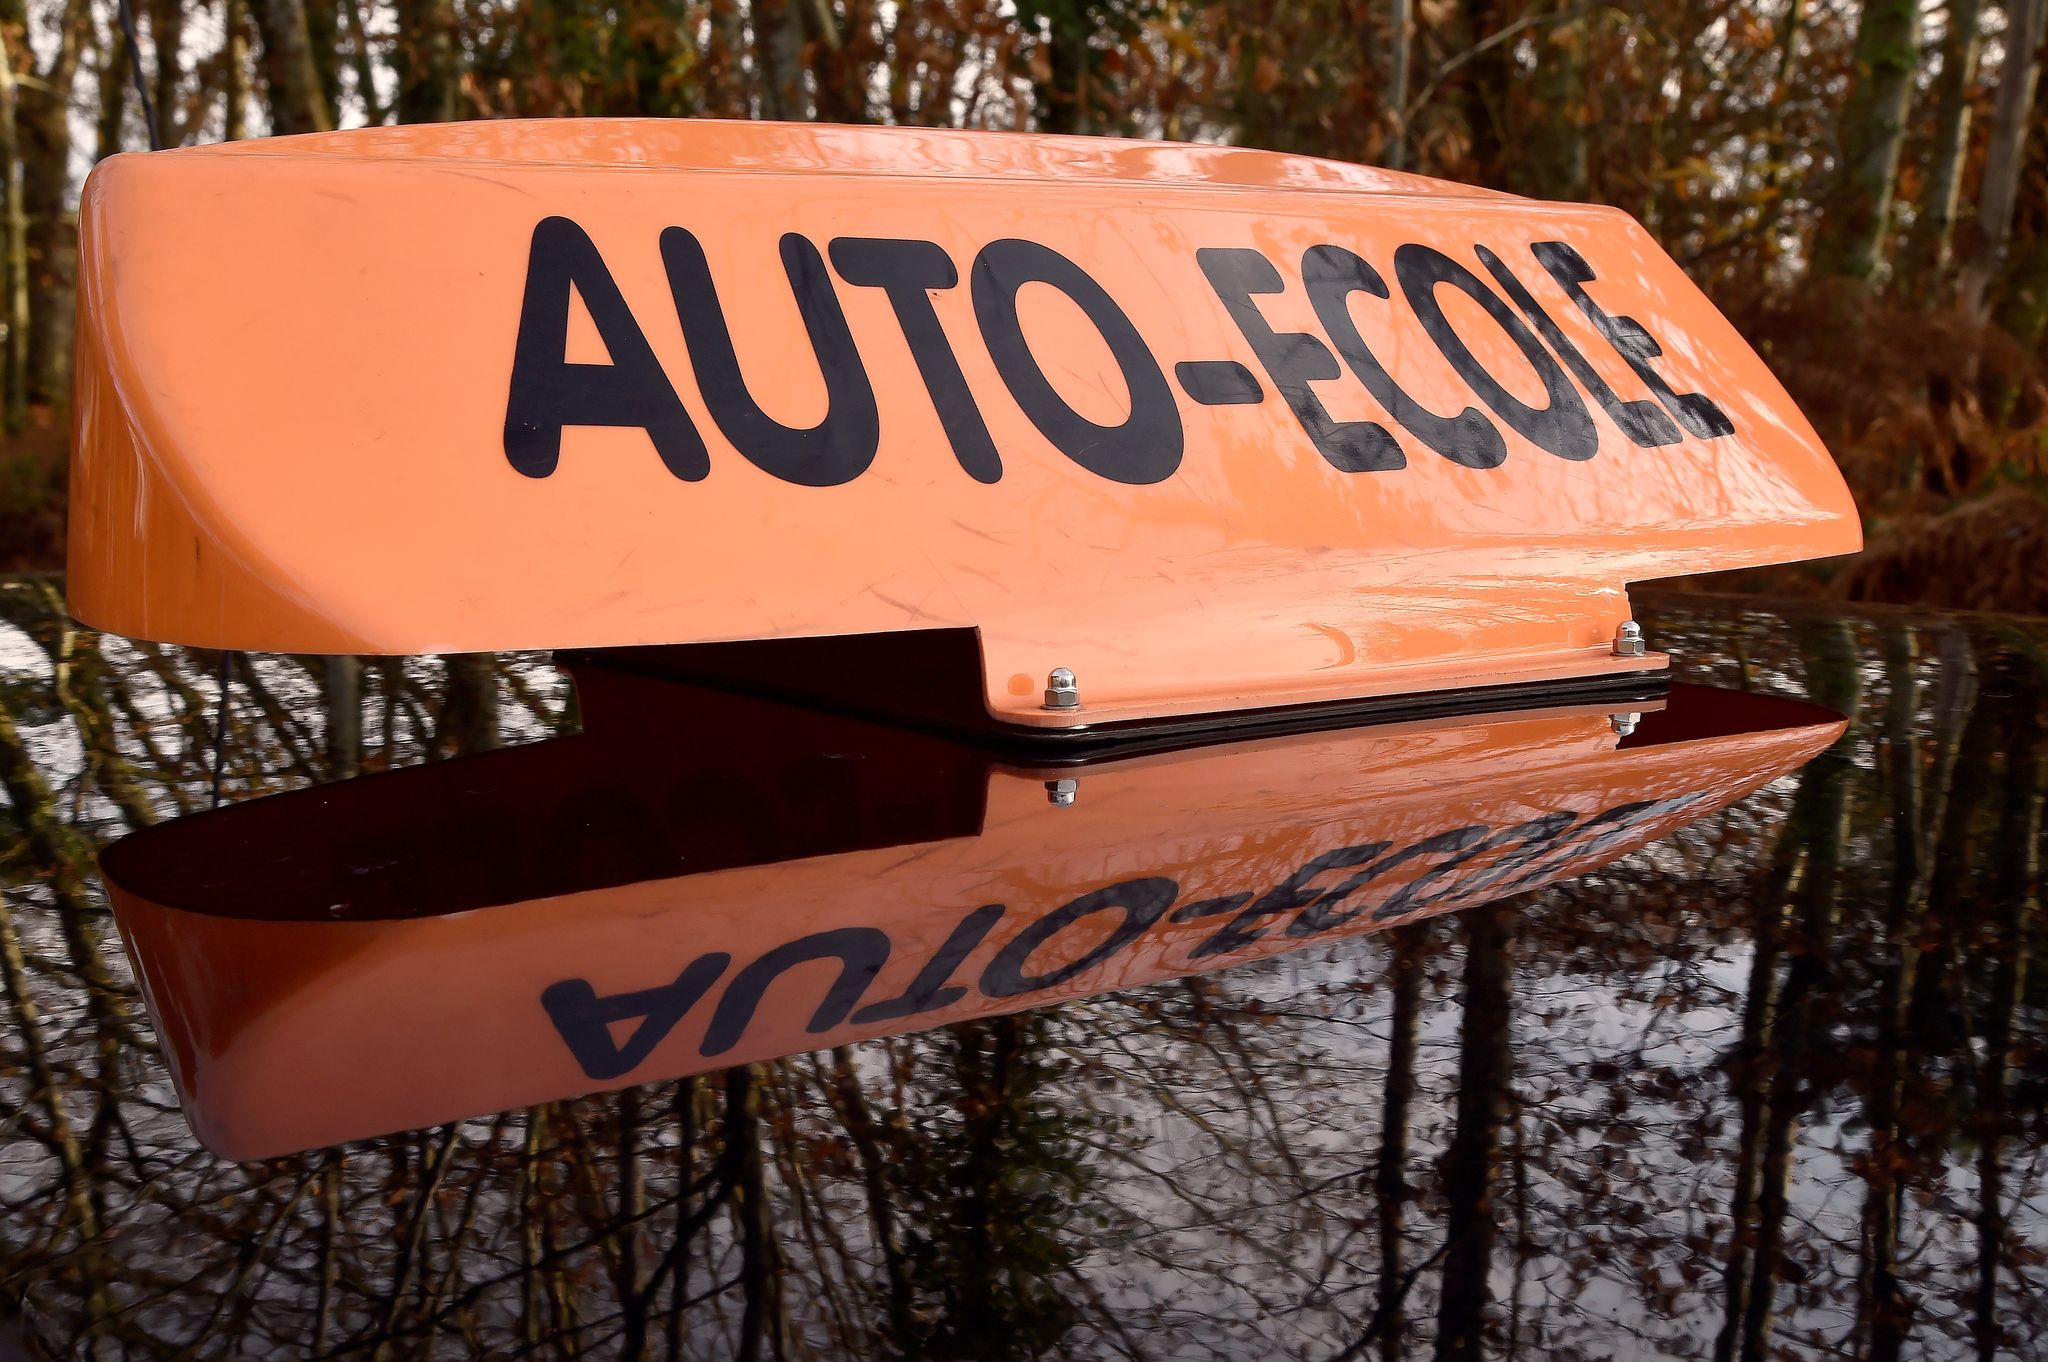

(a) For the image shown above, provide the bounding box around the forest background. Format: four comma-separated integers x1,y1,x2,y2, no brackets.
0,0,2044,613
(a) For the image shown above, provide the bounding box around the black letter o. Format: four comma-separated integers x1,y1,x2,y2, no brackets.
980,877,1180,997
1395,244,1598,461
971,240,1184,485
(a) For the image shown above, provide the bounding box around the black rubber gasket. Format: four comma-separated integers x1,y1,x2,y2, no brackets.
561,646,1671,767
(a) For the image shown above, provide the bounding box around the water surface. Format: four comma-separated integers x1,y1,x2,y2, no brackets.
2,580,2045,1361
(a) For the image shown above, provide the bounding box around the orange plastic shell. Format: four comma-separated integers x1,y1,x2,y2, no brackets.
69,121,1859,726
102,677,1840,1160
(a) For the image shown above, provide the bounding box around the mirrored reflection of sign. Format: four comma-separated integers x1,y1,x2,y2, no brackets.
100,661,1841,1160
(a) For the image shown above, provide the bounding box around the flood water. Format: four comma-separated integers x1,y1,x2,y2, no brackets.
3,578,2046,1361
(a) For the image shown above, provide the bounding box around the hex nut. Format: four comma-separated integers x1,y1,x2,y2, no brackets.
1043,667,1080,710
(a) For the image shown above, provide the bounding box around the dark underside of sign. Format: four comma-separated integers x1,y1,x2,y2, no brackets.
557,628,1671,760
98,656,1818,932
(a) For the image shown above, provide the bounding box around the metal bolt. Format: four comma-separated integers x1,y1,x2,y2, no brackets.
1046,778,1079,807
1043,667,1080,711
1613,621,1646,658
1611,712,1640,737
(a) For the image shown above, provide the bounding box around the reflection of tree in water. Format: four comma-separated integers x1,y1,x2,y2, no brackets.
893,1014,1090,1360
3,580,2048,1359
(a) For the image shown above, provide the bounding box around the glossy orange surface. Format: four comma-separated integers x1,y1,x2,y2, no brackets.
69,121,1859,726
101,673,1841,1160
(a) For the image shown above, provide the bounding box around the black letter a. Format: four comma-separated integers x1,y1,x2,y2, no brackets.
504,216,710,481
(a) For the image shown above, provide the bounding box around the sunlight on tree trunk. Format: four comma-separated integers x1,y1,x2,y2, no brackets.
17,0,88,408
1900,0,1985,295
251,0,334,132
0,24,25,435
224,0,250,138
1958,0,2046,317
1812,0,1920,281
1386,0,1412,169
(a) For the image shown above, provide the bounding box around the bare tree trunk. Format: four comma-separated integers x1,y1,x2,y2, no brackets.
1460,0,1509,182
225,0,252,139
1812,0,1922,281
1766,0,1808,167
151,0,185,143
1518,0,1588,198
20,0,90,407
808,0,871,122
755,0,809,121
1972,655,2041,1358
704,0,748,116
1434,902,1516,1362
725,1064,783,1362
1718,621,1863,1362
1716,882,1786,1362
1997,214,2048,346
95,15,128,159
1385,0,1412,169
1744,625,1860,1362
1024,2,1092,135
1908,646,2004,1055
1859,627,1939,1361
323,656,362,779
338,0,380,121
1958,0,2046,317
392,0,458,123
0,24,26,435
435,654,499,757
250,0,334,132
304,0,343,121
0,706,101,1246
1374,924,1425,1362
1903,0,1985,293
825,1046,913,1344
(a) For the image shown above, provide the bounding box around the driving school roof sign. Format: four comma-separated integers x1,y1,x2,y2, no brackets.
67,120,1859,727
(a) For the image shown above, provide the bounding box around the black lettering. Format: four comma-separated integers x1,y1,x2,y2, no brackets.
1169,891,1254,923
1197,247,1405,473
970,239,1183,485
1491,793,1718,898
1191,843,1389,958
700,927,892,1056
828,237,1002,484
1474,246,1683,448
981,877,1180,997
1373,811,1577,921
1531,241,1735,439
1394,244,1598,461
1288,825,1491,936
850,903,1006,1024
1174,359,1265,406
504,216,710,481
1427,810,1584,907
661,229,880,487
1301,244,1505,469
541,952,730,1080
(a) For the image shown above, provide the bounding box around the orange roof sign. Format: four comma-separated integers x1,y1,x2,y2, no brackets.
68,121,1859,726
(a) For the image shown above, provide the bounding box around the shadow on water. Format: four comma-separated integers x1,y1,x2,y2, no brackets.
1,577,2046,1360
